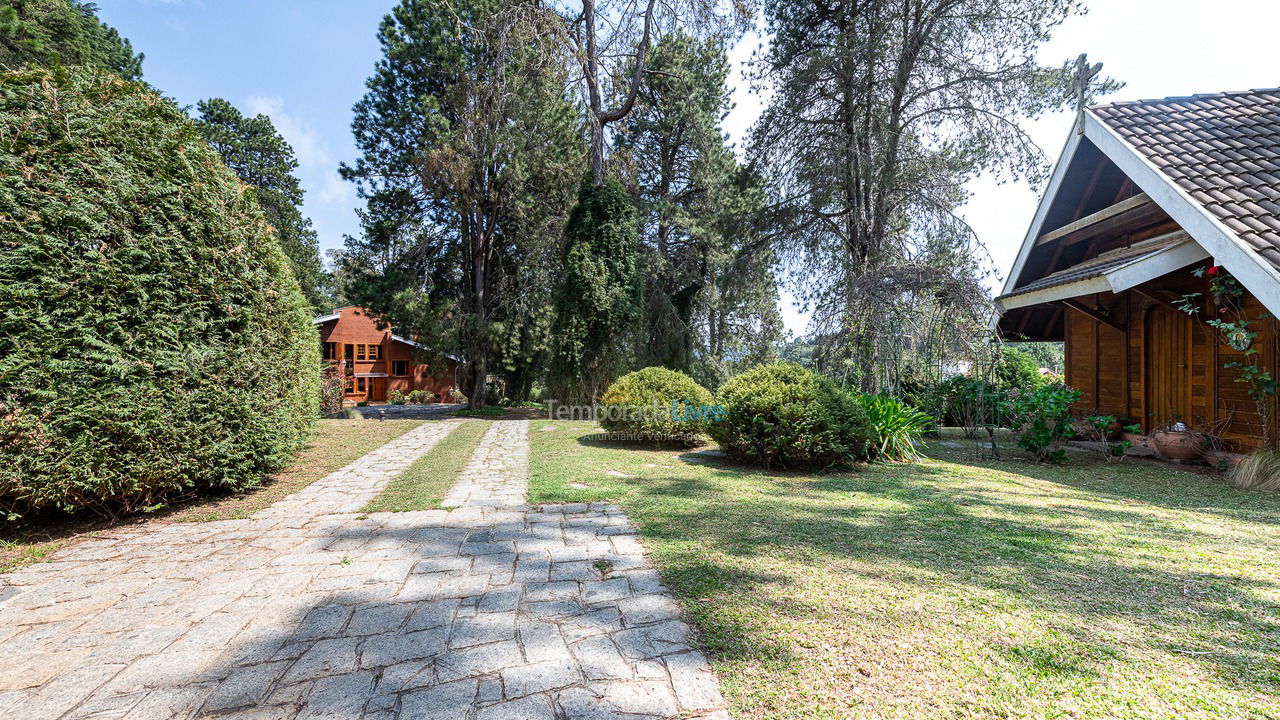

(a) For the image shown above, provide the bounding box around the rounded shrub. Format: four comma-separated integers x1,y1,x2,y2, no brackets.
599,367,715,445
0,67,320,519
710,362,871,469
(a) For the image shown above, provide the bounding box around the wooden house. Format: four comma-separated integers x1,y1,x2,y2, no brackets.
995,90,1280,450
313,307,459,404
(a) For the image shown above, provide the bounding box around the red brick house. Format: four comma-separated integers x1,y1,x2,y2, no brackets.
314,307,459,404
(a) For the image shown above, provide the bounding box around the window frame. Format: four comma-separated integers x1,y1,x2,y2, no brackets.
392,360,410,377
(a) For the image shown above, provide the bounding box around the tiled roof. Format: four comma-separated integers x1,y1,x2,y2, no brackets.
999,233,1187,300
1090,89,1280,272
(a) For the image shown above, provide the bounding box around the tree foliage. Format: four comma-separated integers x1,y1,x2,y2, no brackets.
549,177,643,402
752,0,1119,391
0,67,318,519
552,0,747,185
0,0,141,79
615,32,781,387
194,97,326,310
341,0,582,407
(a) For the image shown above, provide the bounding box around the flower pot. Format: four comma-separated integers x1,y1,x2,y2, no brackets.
1150,429,1205,462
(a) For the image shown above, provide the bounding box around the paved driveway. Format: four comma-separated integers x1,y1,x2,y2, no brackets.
0,420,727,719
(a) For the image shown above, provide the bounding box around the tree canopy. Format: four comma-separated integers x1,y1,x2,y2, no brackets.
0,0,142,79
193,97,326,310
342,0,582,406
615,32,780,386
751,0,1119,392
337,0,1115,406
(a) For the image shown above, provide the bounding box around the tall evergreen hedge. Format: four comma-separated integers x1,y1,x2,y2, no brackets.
0,67,320,519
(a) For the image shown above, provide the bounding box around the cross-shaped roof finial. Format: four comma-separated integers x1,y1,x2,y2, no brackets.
1071,53,1104,135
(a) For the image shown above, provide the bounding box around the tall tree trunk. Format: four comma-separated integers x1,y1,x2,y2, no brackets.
580,0,656,186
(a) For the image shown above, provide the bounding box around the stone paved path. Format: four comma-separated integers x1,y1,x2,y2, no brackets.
441,421,529,509
0,419,728,719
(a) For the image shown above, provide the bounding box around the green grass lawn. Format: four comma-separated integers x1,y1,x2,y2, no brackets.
529,421,1280,720
1,419,425,572
363,419,490,512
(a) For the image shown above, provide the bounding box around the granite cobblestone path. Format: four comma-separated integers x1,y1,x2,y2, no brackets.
0,419,728,719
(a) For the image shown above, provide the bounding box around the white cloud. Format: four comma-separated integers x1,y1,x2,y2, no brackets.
239,94,356,248
317,172,353,206
244,95,331,168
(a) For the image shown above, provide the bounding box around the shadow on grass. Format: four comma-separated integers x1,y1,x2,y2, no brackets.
598,455,1280,693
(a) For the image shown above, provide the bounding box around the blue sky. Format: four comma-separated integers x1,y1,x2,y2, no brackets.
99,0,1280,334
100,0,400,271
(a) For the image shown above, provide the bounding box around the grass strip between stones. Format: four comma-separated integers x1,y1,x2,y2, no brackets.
363,419,490,512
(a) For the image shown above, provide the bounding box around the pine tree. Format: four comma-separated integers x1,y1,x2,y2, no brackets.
341,0,581,407
615,33,781,385
0,0,142,79
751,0,1119,391
194,98,325,310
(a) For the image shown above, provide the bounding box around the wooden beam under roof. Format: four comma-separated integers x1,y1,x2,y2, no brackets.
1034,192,1166,247
1061,299,1126,333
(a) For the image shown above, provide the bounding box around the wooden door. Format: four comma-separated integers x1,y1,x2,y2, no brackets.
370,377,387,402
1144,304,1192,430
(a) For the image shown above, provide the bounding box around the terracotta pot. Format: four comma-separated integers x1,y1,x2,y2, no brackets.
1150,429,1205,461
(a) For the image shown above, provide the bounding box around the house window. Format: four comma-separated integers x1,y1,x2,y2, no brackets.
369,344,383,361
357,344,367,361
322,342,336,360
344,343,354,359
392,360,409,376
356,377,366,393
344,376,354,393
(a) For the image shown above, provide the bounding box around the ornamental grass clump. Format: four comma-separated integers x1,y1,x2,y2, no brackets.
857,394,933,462
0,67,319,520
599,367,715,446
1228,451,1280,491
711,362,871,469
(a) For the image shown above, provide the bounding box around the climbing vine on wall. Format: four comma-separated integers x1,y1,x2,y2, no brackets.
1177,265,1278,447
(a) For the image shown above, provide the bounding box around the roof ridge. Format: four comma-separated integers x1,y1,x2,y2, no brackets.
1091,88,1280,110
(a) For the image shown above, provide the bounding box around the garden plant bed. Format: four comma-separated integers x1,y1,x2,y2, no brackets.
530,422,1280,720
0,419,425,573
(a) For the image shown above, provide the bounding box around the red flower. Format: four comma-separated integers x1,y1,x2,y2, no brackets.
1208,266,1220,276
1220,307,1229,314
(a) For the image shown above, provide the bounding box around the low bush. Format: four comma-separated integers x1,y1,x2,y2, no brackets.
711,363,871,469
599,367,715,446
406,390,436,404
1005,384,1082,463
320,370,347,417
1077,414,1140,462
484,387,503,407
387,389,407,405
858,394,933,462
0,68,319,520
934,376,1002,435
